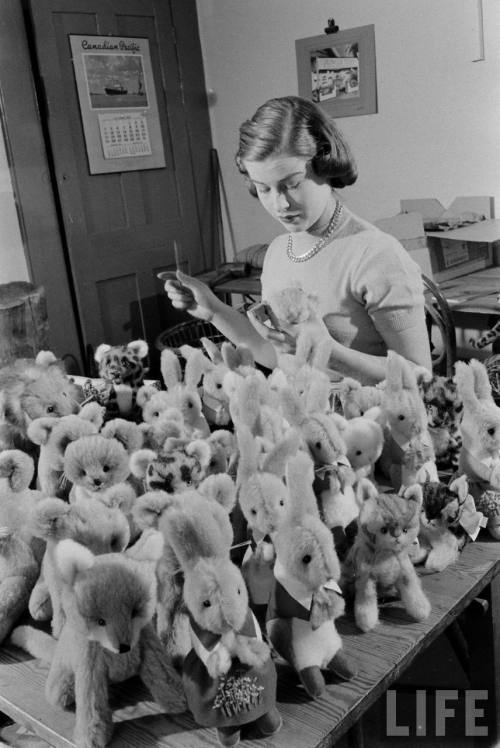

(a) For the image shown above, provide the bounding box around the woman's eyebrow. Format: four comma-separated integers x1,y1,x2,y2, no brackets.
251,170,305,186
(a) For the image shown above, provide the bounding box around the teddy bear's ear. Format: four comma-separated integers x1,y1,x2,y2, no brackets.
185,439,211,469
261,430,300,478
125,527,164,564
355,477,379,506
27,417,58,446
330,413,348,434
136,385,158,409
165,500,228,570
339,377,361,396
401,483,423,507
201,337,223,364
199,474,237,513
221,342,240,371
0,450,34,492
94,344,111,364
363,405,387,427
101,482,137,516
79,402,105,430
129,449,158,478
235,345,255,369
132,491,177,530
102,419,143,453
55,538,95,586
160,348,182,390
285,450,317,520
470,358,493,401
449,473,469,501
180,346,214,390
126,339,149,360
35,350,58,368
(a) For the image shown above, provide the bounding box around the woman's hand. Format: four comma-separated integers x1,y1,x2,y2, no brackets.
246,308,296,355
162,270,220,322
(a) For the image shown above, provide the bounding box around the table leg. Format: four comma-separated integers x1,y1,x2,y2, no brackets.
490,571,500,743
347,719,364,748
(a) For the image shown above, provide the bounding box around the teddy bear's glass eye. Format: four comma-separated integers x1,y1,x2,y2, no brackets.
202,600,211,608
279,499,284,506
251,509,257,515
47,405,54,413
153,412,159,418
398,414,405,421
359,410,364,415
488,427,496,436
302,554,312,564
381,527,388,534
237,588,241,595
102,465,110,473
355,450,362,456
216,383,222,389
403,528,408,533
315,441,321,450
97,618,106,626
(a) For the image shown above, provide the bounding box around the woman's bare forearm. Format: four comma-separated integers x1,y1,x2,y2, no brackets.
211,300,278,369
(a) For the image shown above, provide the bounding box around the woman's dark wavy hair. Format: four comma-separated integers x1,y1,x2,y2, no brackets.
235,95,358,197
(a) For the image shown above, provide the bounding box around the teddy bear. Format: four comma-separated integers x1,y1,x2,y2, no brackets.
417,370,464,471
164,494,282,747
158,347,211,438
377,351,438,490
11,529,187,748
63,430,132,504
0,450,45,642
454,358,500,540
269,353,332,415
0,350,81,457
92,339,149,422
266,450,356,699
337,377,384,419
418,475,485,572
27,402,105,498
235,424,300,626
342,479,431,632
28,496,130,637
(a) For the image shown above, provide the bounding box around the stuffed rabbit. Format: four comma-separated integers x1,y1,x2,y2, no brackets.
455,358,500,539
236,424,299,625
164,494,282,747
267,450,357,699
378,350,438,489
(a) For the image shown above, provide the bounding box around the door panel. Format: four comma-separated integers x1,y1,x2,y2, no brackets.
27,0,213,376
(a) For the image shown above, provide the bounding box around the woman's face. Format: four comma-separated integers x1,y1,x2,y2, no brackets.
242,154,334,233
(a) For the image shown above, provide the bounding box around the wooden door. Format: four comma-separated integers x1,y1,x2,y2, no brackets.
27,0,214,376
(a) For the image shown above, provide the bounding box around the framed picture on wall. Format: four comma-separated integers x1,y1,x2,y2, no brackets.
295,25,377,118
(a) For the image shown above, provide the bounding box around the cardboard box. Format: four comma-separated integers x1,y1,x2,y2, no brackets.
374,212,433,276
399,196,500,282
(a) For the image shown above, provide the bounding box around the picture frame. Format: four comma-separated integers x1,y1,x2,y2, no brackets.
69,34,166,174
295,25,377,119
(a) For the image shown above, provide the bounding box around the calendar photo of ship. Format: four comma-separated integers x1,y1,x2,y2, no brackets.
83,53,149,109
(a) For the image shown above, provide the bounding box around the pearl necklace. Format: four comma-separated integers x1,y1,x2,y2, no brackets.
286,202,343,263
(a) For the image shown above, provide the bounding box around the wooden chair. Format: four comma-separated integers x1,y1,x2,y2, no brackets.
422,272,457,377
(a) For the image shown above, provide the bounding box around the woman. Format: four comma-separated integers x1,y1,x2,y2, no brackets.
164,96,431,384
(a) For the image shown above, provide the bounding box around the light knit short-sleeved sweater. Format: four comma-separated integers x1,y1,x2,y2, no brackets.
261,204,426,368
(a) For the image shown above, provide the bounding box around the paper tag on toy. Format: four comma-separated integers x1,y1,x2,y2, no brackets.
323,578,343,595
459,495,488,540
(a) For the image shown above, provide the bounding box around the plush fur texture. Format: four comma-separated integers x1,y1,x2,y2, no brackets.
332,412,385,481
158,348,210,438
236,424,299,609
64,433,131,503
94,339,149,420
12,530,186,748
27,403,105,498
419,475,477,572
455,359,500,539
0,450,44,642
28,497,130,637
378,351,438,489
130,438,211,494
165,496,279,743
267,451,355,699
418,372,463,470
0,352,80,455
338,377,384,419
343,480,431,632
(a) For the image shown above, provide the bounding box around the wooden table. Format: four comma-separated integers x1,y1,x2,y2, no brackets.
1,538,500,747
437,267,500,316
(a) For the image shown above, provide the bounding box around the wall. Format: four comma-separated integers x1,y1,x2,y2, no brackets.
0,126,29,283
196,0,500,256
